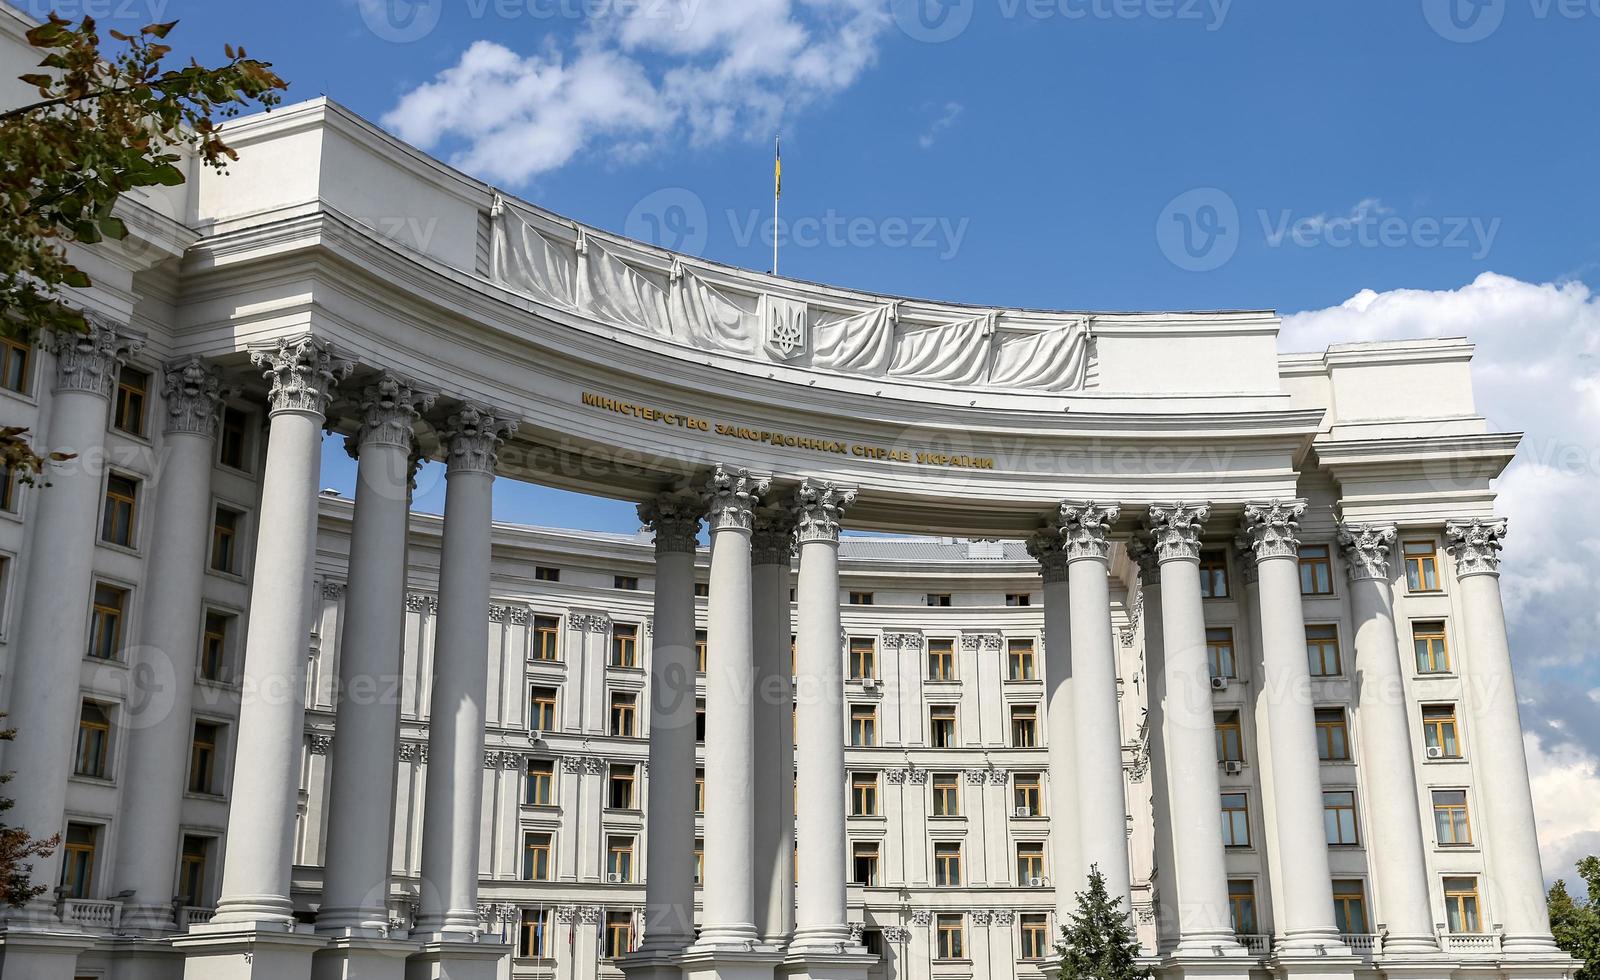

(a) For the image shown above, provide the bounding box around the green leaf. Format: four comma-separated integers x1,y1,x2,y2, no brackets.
98,216,127,240
148,162,185,186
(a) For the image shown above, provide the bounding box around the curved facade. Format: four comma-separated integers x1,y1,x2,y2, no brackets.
0,7,1578,980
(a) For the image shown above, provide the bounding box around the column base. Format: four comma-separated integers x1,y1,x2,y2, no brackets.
1158,948,1258,980
1267,949,1361,980
102,936,185,980
403,937,509,980
0,923,93,980
680,941,783,980
778,946,875,980
621,946,688,980
312,935,421,980
172,923,330,980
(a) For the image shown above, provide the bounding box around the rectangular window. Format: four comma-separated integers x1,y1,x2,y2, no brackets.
1315,707,1351,761
178,835,210,906
1005,593,1032,607
1444,876,1482,933
608,765,636,810
1008,639,1037,680
1200,550,1230,598
210,506,242,573
1228,880,1258,935
1413,621,1451,674
933,843,962,887
849,704,876,746
0,462,18,512
520,908,550,958
927,592,952,607
936,913,964,959
851,772,879,816
929,705,957,748
218,406,249,469
1013,773,1042,816
1220,792,1251,848
522,832,552,881
525,759,554,806
1299,544,1334,595
1016,842,1045,882
694,838,703,883
534,565,559,582
1404,540,1441,592
0,335,31,394
606,836,635,883
695,628,707,672
610,692,638,737
1010,705,1038,748
60,823,98,899
1323,790,1360,845
1305,624,1342,677
611,624,638,668
614,575,638,591
1422,704,1462,758
932,773,961,817
1020,914,1050,960
696,698,706,742
1215,710,1244,764
533,616,560,661
848,591,874,605
694,582,709,598
1333,879,1369,934
189,721,219,794
927,639,955,680
849,638,876,680
89,583,128,661
852,842,880,886
1207,627,1236,679
1433,789,1472,845
200,611,232,682
530,687,558,732
101,473,138,547
695,768,705,813
113,366,149,436
75,702,111,778
604,910,633,957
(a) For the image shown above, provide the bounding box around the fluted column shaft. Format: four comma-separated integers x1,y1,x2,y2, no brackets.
415,406,515,937
1026,529,1081,914
639,492,703,950
111,359,226,930
1060,502,1132,907
751,508,797,946
1445,519,1559,952
214,337,351,927
319,376,432,936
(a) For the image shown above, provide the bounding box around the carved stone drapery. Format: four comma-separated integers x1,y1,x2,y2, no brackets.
1445,517,1508,577
1025,527,1070,584
251,335,351,417
793,477,856,543
1337,522,1397,581
161,357,228,437
49,317,143,398
705,464,769,532
443,404,517,475
1059,501,1120,562
640,488,705,554
1146,502,1211,563
1240,498,1307,560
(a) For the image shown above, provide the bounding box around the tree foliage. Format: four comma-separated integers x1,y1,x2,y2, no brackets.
0,715,56,908
1056,865,1152,980
1550,856,1600,980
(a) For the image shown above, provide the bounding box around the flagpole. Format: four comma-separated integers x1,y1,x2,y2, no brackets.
773,134,781,276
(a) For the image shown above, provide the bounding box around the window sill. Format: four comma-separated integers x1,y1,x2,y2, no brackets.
183,791,227,803
206,568,249,586
520,803,562,814
1423,756,1468,765
69,774,114,786
194,676,240,690
97,540,142,558
84,655,129,670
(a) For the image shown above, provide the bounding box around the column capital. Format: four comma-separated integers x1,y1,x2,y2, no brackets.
751,504,797,565
1232,529,1259,585
351,373,436,453
1058,500,1120,562
161,357,229,437
48,317,143,398
639,488,705,555
1125,535,1160,581
1336,522,1397,581
703,464,770,532
251,335,352,417
1240,498,1307,560
1025,528,1070,583
792,477,855,543
1147,502,1211,563
1445,517,1508,577
442,404,517,475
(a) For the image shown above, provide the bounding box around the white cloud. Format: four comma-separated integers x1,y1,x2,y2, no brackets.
919,101,964,149
1526,732,1600,882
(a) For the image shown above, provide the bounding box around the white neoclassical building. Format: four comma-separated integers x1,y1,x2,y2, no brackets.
0,7,1579,980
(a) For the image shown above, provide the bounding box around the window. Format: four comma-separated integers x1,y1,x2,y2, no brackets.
608,765,636,810
1299,544,1333,595
852,842,879,885
178,835,210,905
1423,704,1462,758
1005,593,1032,607
694,839,703,883
525,759,554,806
695,768,705,813
75,702,111,778
849,638,876,680
210,506,242,573
1433,789,1472,845
1200,550,1230,598
861,929,883,958
1228,880,1258,935
604,910,634,957
1206,627,1236,679
933,843,962,886
696,698,706,742
1323,790,1359,845
520,908,550,957
695,629,707,672
849,704,876,746
522,832,553,880
1013,773,1042,816
60,823,98,899
606,836,635,882
1215,711,1244,764
535,566,559,582
88,584,127,660
1444,876,1482,933
1315,708,1350,761
189,721,220,794
614,575,638,591
0,462,17,512
1008,639,1037,680
1011,705,1038,748
530,687,557,732
101,473,138,546
1020,914,1050,960
1016,842,1045,883
927,592,952,607
200,611,232,682
218,406,249,469
0,335,30,394
935,914,964,959
1413,621,1451,674
929,705,957,748
533,616,560,661
932,773,961,817
113,366,149,435
610,692,638,737
1305,624,1342,677
851,772,878,816
1333,879,1369,934
1404,540,1441,592
694,582,709,598
611,624,638,668
927,639,955,680
848,591,873,605
1221,792,1251,848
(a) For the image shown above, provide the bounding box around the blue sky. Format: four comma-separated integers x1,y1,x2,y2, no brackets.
13,0,1599,874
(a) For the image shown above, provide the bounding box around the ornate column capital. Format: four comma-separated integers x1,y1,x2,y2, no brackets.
442,404,517,475
792,477,856,544
161,357,229,437
1058,500,1120,562
1337,522,1397,581
49,318,143,398
1147,502,1211,563
704,464,770,532
1232,529,1260,586
250,335,352,417
1025,527,1070,584
1126,535,1160,582
639,488,705,555
1241,498,1307,561
1445,517,1508,577
351,373,435,453
751,504,798,565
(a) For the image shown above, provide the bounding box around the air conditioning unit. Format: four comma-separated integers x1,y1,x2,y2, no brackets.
1425,746,1445,760
1015,806,1033,818
530,730,546,744
1223,761,1245,775
1210,676,1229,691
1029,877,1046,888
607,873,624,884
862,678,878,690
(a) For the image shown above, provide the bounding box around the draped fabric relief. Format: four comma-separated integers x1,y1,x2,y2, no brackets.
669,260,756,355
576,231,673,338
811,303,896,374
490,202,576,309
888,313,994,386
989,324,1090,391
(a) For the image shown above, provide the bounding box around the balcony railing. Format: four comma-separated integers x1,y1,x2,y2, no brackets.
178,906,217,930
62,898,120,931
1440,931,1502,955
1236,933,1271,956
1343,933,1381,959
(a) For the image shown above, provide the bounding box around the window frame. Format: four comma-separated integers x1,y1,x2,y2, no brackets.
1314,707,1351,762
1323,789,1360,846
1007,638,1037,680
1207,626,1236,679
60,822,100,899
113,364,150,436
928,704,958,748
1010,704,1038,748
520,907,551,958
522,831,553,881
188,719,222,795
1413,621,1452,674
1015,841,1045,883
1443,876,1482,933
933,842,963,887
926,638,955,681
851,841,880,886
209,504,244,575
1228,879,1258,935
849,703,877,746
849,637,877,680
609,691,638,737
850,771,879,817
610,624,639,668
533,615,561,662
1305,623,1342,677
607,764,637,811
1403,539,1442,593
935,913,965,960
1432,788,1473,846
606,835,636,883
529,686,559,732
1298,544,1335,595
1019,914,1050,960
931,773,961,817
75,701,113,779
1215,710,1245,764
1220,791,1251,848
1333,879,1369,934
1199,550,1230,598
88,581,130,662
217,405,251,471
1012,773,1042,816
101,472,140,548
1422,704,1463,759
525,759,555,806
0,335,32,396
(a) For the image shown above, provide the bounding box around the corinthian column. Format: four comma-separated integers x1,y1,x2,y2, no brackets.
1239,500,1346,956
1125,540,1176,952
111,358,227,933
5,319,141,910
751,506,797,947
1444,519,1560,954
1336,523,1438,955
1025,528,1082,913
1060,501,1132,909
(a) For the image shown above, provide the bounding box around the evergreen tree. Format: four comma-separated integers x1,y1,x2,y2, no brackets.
1055,865,1151,980
1549,856,1600,980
